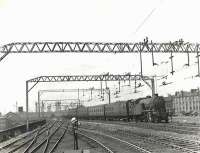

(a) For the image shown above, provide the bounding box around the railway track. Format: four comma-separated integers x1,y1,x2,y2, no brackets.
79,122,200,153
126,130,200,153
0,121,57,153
0,121,48,150
26,121,65,153
119,128,200,153
78,128,153,153
78,132,115,153
3,120,121,153
82,120,200,135
65,125,115,153
3,119,199,153
0,122,49,153
129,122,200,134
153,135,200,153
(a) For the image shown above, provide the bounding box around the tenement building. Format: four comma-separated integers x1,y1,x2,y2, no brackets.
173,89,200,115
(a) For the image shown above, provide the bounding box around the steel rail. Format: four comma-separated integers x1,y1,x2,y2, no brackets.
78,132,114,153
22,131,39,153
29,122,63,153
0,123,47,152
2,121,54,153
21,121,56,153
82,120,200,135
6,136,35,153
80,122,200,153
0,129,38,151
48,126,68,153
78,128,152,153
42,122,63,153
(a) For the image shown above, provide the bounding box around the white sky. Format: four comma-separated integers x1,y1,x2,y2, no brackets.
0,0,200,114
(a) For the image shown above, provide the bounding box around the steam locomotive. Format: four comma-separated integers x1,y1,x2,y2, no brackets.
66,94,169,123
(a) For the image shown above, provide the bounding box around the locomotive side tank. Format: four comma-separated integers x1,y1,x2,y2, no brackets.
132,98,146,122
133,94,169,122
150,95,169,122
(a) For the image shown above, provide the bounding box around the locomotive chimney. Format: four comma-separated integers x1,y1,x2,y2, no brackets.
154,94,158,97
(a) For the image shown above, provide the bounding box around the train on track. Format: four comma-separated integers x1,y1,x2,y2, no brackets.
66,94,169,123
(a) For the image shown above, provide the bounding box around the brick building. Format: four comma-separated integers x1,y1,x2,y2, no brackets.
173,89,200,115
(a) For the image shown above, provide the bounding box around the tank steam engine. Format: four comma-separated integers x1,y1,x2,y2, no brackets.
66,94,169,123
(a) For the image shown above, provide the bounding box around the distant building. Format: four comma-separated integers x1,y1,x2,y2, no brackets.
173,89,200,115
18,106,23,112
47,104,52,112
0,112,21,130
5,112,22,125
0,117,8,130
55,101,61,112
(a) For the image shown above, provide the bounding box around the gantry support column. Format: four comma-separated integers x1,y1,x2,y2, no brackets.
151,78,156,97
38,91,41,118
26,81,29,131
141,76,155,97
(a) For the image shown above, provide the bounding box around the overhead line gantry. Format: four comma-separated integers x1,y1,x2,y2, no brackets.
0,39,199,131
26,74,155,130
1,40,200,76
27,74,151,82
0,41,199,55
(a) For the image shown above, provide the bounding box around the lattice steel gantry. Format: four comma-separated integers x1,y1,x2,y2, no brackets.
0,39,199,131
1,40,200,76
0,41,199,55
26,74,155,130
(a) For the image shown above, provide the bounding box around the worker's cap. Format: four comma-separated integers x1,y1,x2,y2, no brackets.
71,117,77,124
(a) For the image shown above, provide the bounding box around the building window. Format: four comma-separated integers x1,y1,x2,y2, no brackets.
186,102,188,110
